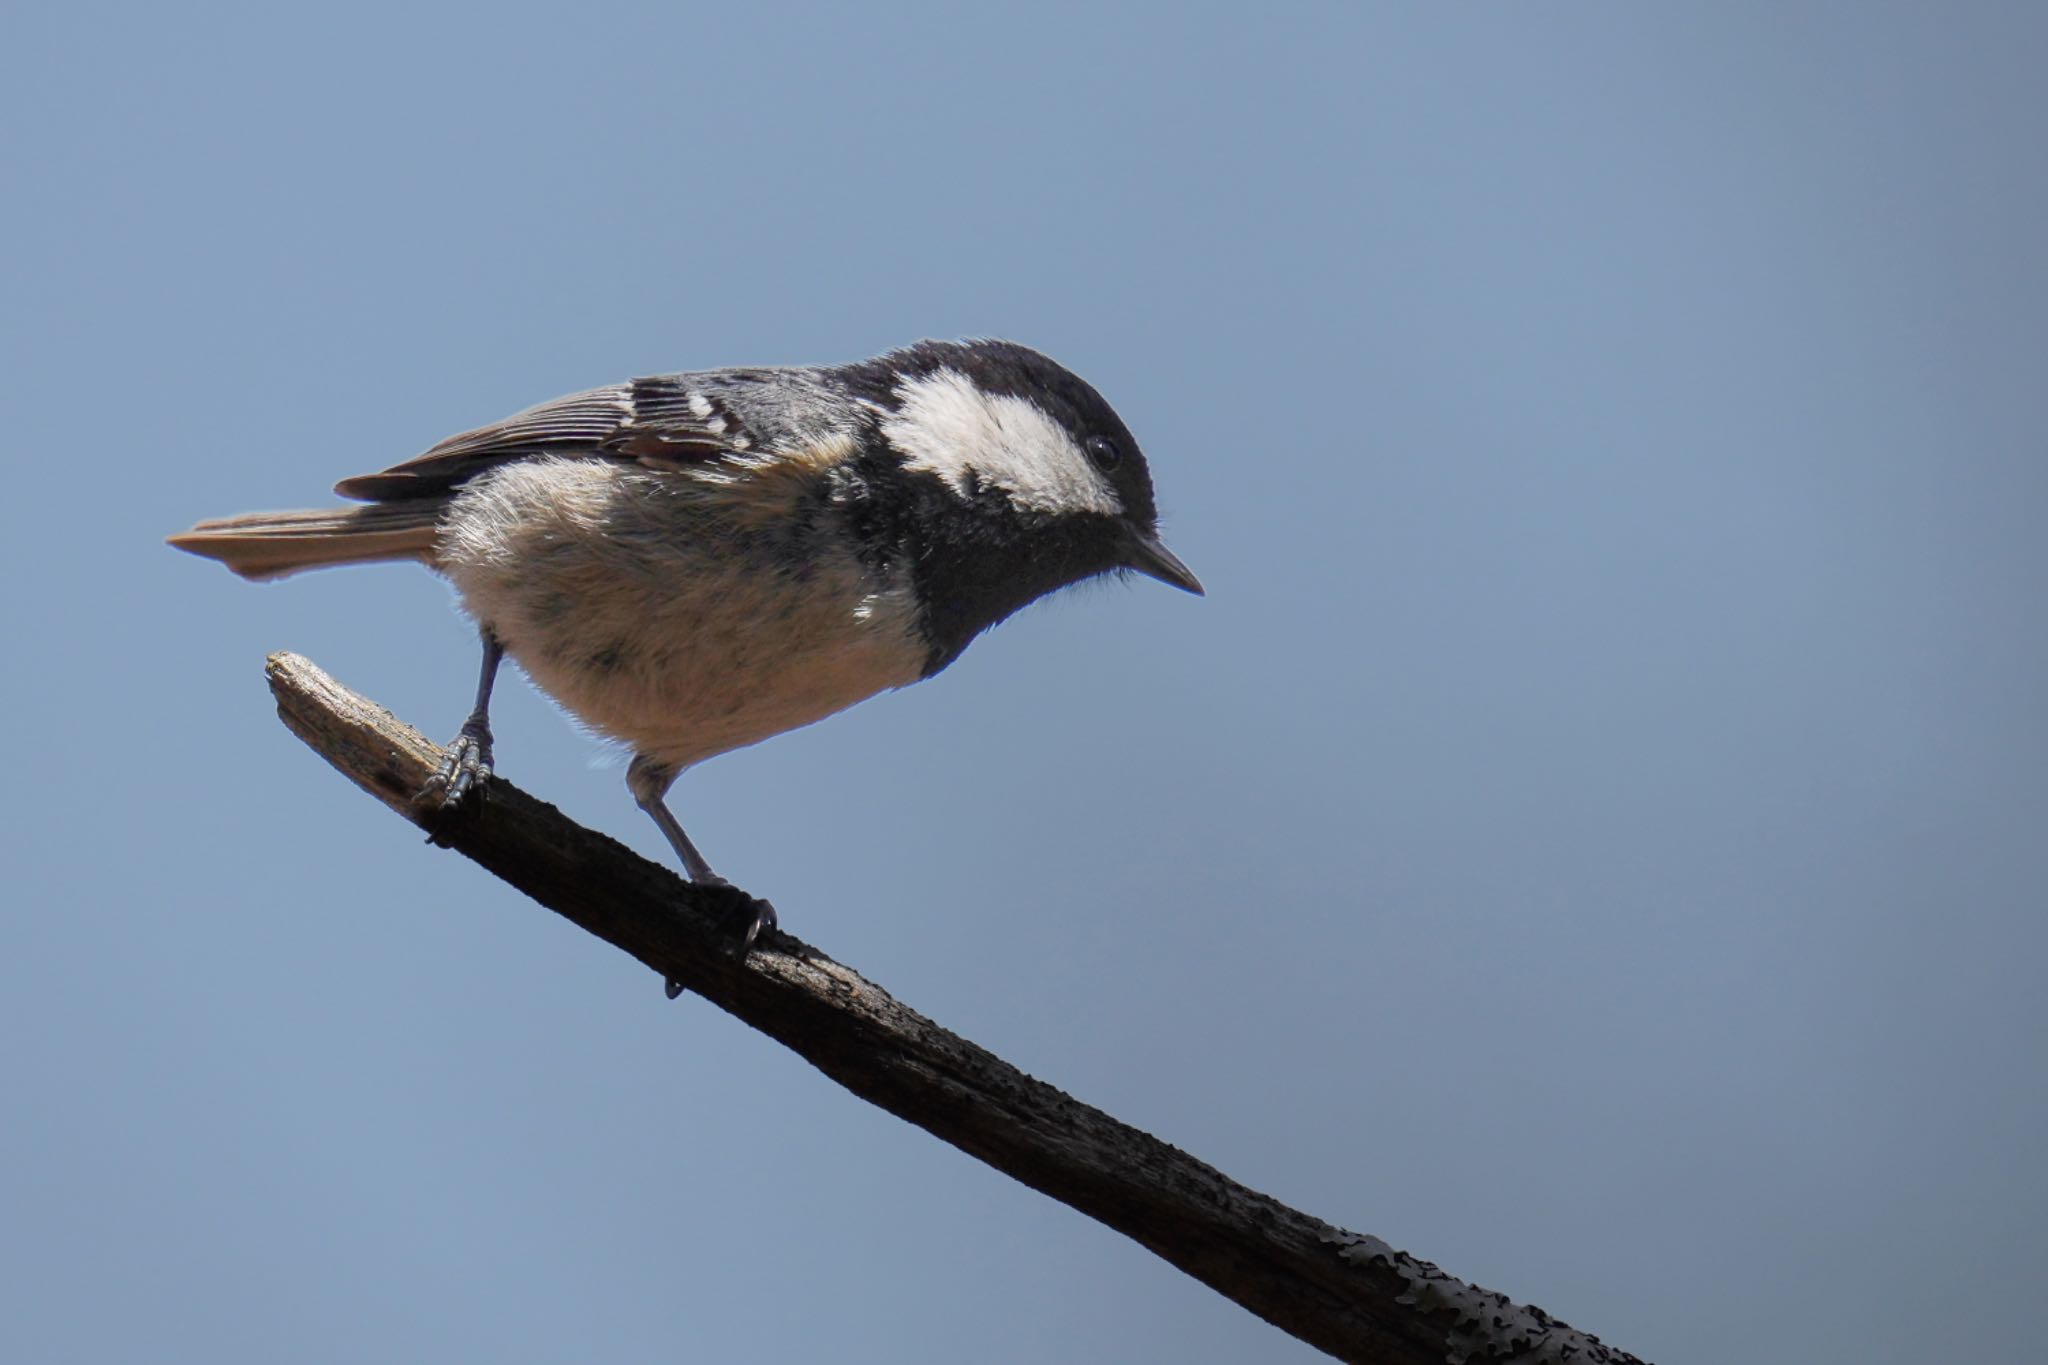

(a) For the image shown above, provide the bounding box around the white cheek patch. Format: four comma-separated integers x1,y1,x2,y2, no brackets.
882,368,1123,516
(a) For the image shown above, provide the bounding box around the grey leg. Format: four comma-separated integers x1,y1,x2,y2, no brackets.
629,756,723,884
424,629,504,808
628,755,778,989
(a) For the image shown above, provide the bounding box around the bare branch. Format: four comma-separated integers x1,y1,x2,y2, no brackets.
264,651,1648,1365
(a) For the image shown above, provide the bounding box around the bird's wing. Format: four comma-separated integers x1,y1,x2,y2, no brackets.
333,376,751,501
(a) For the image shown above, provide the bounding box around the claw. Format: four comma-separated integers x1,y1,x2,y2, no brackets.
737,896,779,954
704,884,776,957
659,886,778,997
421,723,493,811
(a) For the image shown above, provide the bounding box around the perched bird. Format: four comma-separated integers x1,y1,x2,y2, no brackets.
171,339,1201,959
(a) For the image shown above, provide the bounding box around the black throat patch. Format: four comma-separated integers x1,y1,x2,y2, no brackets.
833,447,1125,677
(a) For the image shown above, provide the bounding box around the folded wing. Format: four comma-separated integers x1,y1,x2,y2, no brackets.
334,377,748,501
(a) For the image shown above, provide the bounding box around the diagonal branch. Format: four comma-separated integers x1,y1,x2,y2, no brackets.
263,651,1647,1365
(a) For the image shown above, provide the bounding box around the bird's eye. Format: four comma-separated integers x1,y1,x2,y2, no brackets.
1084,436,1122,471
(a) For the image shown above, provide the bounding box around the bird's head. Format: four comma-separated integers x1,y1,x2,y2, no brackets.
847,339,1202,630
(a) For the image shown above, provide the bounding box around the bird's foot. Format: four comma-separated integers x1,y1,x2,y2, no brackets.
425,722,493,807
663,881,779,998
419,721,493,844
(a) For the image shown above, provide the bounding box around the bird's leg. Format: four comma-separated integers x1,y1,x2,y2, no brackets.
423,629,504,810
630,757,722,884
628,755,778,990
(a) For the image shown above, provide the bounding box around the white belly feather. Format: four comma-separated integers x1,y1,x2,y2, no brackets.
432,458,926,771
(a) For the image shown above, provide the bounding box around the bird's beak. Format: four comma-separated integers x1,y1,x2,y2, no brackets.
1124,528,1205,596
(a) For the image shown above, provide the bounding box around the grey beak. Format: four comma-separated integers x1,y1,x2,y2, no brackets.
1125,529,1205,596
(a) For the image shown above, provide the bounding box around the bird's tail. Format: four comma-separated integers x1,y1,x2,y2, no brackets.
167,502,444,582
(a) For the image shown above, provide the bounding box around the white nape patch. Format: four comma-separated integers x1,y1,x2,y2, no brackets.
883,368,1122,516
687,392,714,418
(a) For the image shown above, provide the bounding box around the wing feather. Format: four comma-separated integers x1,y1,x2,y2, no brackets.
334,377,747,501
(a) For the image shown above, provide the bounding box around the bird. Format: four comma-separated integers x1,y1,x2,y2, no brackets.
170,338,1202,963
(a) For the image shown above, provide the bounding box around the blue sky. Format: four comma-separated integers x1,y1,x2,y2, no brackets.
5,4,2044,1361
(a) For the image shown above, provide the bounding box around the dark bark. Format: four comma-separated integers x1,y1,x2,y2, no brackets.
263,651,1648,1365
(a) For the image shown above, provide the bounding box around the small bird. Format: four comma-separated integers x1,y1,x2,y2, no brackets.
171,339,1201,959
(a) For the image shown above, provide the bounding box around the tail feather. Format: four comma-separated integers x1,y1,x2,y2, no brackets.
168,503,444,581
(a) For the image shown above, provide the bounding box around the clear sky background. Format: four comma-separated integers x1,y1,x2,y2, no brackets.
5,4,2043,1362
